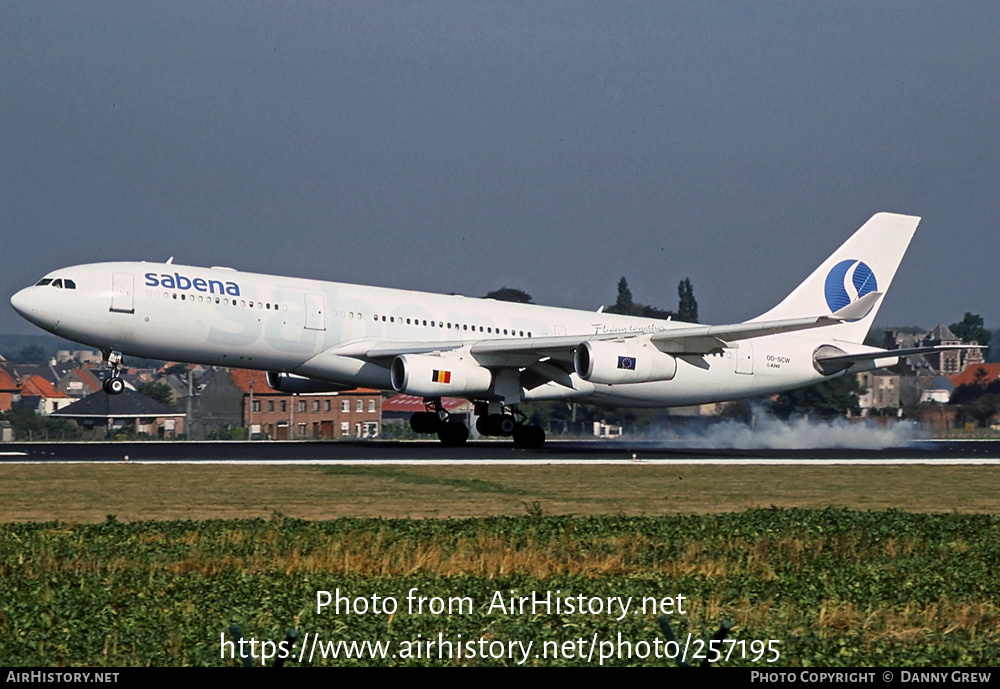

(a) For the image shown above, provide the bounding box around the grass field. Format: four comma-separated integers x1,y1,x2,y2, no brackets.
2,511,998,666
0,463,998,521
3,462,998,666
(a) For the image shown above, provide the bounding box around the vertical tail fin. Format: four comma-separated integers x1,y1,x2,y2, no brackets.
752,212,920,344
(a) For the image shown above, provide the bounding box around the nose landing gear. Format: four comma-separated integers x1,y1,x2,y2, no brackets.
101,349,126,395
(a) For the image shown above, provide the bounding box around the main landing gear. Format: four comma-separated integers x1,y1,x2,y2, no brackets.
408,399,546,448
476,403,546,449
101,349,126,395
409,399,469,447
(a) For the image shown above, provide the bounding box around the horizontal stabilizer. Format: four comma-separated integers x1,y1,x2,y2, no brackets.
830,291,882,321
813,344,981,375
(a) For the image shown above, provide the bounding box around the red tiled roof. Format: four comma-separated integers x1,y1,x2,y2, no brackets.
229,369,275,394
0,368,19,392
74,369,103,392
19,375,67,398
227,368,378,395
949,364,1000,388
382,395,467,412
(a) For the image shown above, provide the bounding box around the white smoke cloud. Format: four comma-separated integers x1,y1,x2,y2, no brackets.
654,410,926,450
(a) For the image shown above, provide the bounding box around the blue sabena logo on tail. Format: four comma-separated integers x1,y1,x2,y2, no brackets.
824,259,877,313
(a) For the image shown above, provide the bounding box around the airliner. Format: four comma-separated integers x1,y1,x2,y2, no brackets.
9,212,964,447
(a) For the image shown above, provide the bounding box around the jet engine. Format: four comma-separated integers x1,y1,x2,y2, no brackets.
574,340,677,385
390,354,493,397
266,371,355,394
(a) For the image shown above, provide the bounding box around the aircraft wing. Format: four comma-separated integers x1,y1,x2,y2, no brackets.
333,292,883,365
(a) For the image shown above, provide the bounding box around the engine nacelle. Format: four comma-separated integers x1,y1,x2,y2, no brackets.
574,340,677,385
391,354,493,397
266,371,355,394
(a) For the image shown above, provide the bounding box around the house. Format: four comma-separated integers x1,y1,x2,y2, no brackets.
48,389,185,439
18,375,73,415
183,368,246,439
193,368,383,440
886,324,984,376
0,367,20,412
55,367,103,398
857,369,901,414
948,363,1000,390
919,376,954,404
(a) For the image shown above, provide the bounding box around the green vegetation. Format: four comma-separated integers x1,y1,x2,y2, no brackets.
950,313,992,353
677,277,699,324
137,381,176,410
0,401,81,441
771,375,865,419
483,287,533,304
2,510,998,666
606,277,675,319
950,367,1000,428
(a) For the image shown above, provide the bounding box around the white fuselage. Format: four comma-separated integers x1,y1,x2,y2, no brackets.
10,261,845,407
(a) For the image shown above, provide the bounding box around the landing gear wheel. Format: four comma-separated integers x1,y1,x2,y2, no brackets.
409,411,441,434
101,349,125,395
480,413,516,436
512,424,545,449
437,421,469,447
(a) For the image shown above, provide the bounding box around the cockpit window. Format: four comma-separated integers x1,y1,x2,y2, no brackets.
34,277,76,289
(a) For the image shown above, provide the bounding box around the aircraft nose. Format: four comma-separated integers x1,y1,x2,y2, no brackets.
9,287,33,318
10,286,51,330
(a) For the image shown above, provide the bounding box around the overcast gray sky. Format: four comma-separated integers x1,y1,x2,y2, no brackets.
3,2,998,336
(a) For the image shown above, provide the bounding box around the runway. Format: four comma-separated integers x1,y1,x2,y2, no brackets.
2,439,999,464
